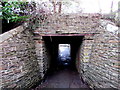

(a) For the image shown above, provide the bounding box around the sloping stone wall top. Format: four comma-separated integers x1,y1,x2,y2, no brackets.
0,26,24,43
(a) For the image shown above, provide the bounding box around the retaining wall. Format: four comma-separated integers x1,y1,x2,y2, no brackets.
0,13,119,89
33,14,119,89
0,26,41,89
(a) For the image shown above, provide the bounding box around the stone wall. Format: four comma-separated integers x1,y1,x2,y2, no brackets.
34,37,44,78
33,14,100,34
78,38,94,77
1,13,119,89
33,14,119,89
87,30,119,88
0,26,41,89
34,36,50,78
42,41,50,75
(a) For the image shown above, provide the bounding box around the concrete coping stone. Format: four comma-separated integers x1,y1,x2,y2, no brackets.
0,25,24,43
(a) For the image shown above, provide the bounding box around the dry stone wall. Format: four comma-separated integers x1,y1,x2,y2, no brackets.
0,26,41,89
34,36,50,78
42,41,50,75
33,14,119,89
38,14,100,34
34,38,44,78
0,13,119,89
88,30,119,88
79,39,94,76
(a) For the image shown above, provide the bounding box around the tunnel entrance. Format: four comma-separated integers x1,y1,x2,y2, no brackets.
42,35,84,73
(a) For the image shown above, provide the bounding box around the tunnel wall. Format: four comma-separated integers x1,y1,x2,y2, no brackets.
0,26,41,89
76,31,119,88
1,13,119,89
34,36,51,78
76,38,94,75
88,31,119,88
33,14,119,89
42,40,51,75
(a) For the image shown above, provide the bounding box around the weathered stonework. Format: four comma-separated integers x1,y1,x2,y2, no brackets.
88,31,119,88
33,14,119,89
0,26,41,89
34,38,50,78
0,13,119,89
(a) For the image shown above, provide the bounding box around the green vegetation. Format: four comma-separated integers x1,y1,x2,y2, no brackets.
0,1,31,23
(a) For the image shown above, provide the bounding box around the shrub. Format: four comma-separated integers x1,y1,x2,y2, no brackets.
0,1,33,23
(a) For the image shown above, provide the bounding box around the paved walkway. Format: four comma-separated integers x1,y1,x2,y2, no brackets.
32,68,91,89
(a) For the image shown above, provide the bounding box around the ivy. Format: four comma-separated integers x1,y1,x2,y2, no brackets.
0,1,32,23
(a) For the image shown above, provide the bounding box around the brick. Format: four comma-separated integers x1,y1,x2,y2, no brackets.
1,14,119,89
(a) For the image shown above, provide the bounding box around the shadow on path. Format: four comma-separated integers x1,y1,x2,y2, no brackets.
32,68,91,89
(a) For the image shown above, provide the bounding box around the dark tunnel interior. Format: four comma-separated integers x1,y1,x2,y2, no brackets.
43,36,84,74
